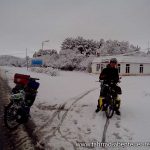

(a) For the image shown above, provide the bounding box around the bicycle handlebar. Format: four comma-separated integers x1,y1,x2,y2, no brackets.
30,77,40,81
99,79,121,84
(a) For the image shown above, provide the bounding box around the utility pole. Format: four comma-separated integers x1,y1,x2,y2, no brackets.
148,41,150,52
42,42,44,50
146,41,150,55
42,40,49,50
26,48,29,70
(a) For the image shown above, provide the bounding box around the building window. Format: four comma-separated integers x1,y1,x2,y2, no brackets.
140,64,143,73
126,64,130,73
96,64,100,71
101,64,104,71
117,64,121,73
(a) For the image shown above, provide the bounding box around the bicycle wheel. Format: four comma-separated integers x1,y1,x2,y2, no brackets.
4,102,20,130
105,98,115,119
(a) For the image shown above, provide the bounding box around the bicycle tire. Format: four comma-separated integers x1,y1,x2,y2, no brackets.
4,102,21,130
105,97,115,119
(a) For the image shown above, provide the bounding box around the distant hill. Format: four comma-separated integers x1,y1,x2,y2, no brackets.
0,55,28,67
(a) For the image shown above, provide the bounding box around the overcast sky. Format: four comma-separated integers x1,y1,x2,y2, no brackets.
0,0,150,57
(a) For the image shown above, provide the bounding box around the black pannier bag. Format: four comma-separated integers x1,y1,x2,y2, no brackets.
116,86,122,94
100,84,109,97
27,79,40,90
25,79,40,106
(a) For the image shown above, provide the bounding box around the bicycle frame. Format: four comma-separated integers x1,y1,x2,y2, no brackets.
105,84,117,118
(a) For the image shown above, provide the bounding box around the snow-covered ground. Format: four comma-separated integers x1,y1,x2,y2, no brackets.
1,66,150,150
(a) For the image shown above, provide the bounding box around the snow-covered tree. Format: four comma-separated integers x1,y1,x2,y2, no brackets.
33,49,58,57
61,36,99,55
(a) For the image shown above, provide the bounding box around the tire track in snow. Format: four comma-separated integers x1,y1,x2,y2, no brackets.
35,103,66,132
36,87,97,133
37,87,98,149
101,118,110,144
101,116,130,150
101,116,122,150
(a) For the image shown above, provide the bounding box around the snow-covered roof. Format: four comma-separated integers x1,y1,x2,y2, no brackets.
92,55,150,64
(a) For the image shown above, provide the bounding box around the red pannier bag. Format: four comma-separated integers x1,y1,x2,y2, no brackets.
14,73,30,86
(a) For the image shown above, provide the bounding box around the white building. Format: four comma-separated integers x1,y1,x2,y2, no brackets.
91,56,150,76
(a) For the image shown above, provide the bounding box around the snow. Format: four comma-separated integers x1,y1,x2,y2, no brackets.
93,55,150,64
1,66,150,150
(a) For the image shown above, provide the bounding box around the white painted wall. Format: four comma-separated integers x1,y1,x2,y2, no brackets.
91,63,97,74
92,62,150,76
91,63,107,74
119,63,150,75
143,64,150,74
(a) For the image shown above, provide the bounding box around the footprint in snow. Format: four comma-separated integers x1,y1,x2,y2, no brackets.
116,115,121,120
81,104,89,107
60,147,65,150
123,128,129,132
112,132,122,140
115,121,120,128
92,112,96,119
73,120,78,125
77,127,81,131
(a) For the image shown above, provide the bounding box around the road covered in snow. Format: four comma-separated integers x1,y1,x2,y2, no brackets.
1,66,150,150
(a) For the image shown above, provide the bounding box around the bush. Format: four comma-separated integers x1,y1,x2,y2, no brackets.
30,67,59,76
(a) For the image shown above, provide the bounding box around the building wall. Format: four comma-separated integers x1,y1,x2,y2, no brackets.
119,63,150,75
142,64,150,74
92,62,150,75
91,62,107,74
